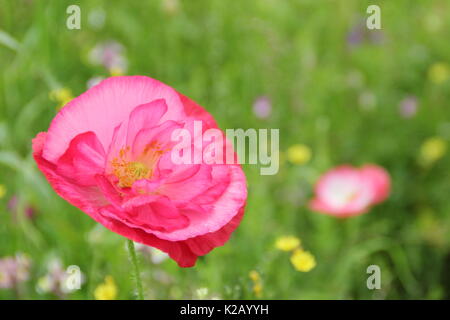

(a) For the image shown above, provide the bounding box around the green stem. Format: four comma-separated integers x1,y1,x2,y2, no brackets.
127,239,144,300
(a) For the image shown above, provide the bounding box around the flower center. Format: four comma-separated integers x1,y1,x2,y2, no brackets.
112,159,150,188
111,146,151,188
110,142,169,188
344,191,359,203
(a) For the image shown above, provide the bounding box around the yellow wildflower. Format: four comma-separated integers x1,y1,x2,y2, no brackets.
94,276,118,300
428,62,450,84
419,137,447,167
49,88,74,110
36,276,52,293
0,184,6,198
275,236,301,251
109,66,125,77
162,0,180,15
253,282,263,298
290,249,316,272
249,270,260,282
248,270,263,297
287,144,311,165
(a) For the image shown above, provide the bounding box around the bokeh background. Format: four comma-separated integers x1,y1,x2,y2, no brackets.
0,0,449,299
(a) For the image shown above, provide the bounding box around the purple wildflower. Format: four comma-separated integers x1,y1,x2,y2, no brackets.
399,96,418,118
252,96,272,119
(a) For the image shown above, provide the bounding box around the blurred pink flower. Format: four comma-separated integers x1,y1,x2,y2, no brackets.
399,96,418,118
309,164,390,217
252,96,272,119
7,195,36,220
89,41,128,73
36,258,84,297
0,253,31,289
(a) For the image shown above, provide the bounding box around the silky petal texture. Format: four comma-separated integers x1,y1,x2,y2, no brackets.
309,164,390,217
33,132,109,222
131,178,162,195
178,92,218,130
148,164,246,241
126,99,168,147
105,99,171,162
95,174,123,208
116,195,189,232
99,161,245,241
33,76,247,267
56,132,106,186
156,159,213,202
43,76,185,163
131,120,183,157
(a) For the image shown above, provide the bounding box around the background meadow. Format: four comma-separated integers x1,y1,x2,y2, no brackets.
0,0,449,299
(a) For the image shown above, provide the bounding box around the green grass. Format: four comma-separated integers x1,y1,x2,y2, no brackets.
0,0,449,299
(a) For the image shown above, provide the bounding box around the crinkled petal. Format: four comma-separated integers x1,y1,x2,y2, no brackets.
132,120,183,157
126,99,168,147
43,76,185,162
178,92,217,130
32,132,108,221
98,204,245,267
56,132,106,186
157,163,213,202
149,164,247,241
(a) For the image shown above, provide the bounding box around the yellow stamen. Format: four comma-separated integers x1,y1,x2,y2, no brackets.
111,147,147,188
111,142,170,188
345,191,359,203
112,160,150,188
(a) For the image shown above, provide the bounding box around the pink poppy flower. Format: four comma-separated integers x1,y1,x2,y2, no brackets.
32,76,247,267
309,164,390,217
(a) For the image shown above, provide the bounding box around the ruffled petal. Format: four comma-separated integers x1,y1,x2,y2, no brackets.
132,120,183,157
43,76,186,163
184,205,245,256
126,99,168,146
157,163,213,202
96,206,198,267
178,92,217,130
56,132,106,186
32,132,108,221
97,204,245,267
148,164,247,241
